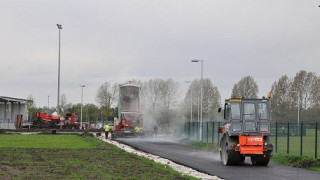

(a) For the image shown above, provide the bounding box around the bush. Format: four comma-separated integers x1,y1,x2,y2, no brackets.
273,154,320,170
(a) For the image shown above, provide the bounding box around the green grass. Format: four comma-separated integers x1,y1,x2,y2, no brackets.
186,141,218,151
0,134,196,180
0,134,98,149
272,153,320,171
270,129,320,158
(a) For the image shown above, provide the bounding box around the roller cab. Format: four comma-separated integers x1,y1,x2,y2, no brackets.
218,98,273,166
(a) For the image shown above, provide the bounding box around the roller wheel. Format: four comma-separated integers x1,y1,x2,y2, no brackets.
220,136,240,165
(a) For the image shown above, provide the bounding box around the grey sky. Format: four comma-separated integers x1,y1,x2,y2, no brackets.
1,0,320,107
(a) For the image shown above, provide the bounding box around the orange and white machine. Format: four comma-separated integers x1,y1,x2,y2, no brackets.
218,97,273,165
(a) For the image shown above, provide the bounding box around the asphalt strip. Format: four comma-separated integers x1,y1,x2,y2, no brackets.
95,133,222,180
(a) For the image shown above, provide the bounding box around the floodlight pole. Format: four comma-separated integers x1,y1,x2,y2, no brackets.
80,85,86,129
57,24,62,113
191,59,204,141
48,95,50,112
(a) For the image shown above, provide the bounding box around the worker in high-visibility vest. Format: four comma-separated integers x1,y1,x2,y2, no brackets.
134,126,142,133
104,124,111,139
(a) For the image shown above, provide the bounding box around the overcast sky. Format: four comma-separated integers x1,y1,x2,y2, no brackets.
1,0,320,107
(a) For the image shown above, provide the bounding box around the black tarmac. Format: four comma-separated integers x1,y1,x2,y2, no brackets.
115,137,320,180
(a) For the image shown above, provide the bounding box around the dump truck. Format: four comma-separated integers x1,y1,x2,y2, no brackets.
218,97,273,165
113,83,143,137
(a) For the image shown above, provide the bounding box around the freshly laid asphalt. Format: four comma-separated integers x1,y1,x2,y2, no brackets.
115,137,320,180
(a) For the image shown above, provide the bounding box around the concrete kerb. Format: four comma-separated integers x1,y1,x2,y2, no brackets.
95,133,222,180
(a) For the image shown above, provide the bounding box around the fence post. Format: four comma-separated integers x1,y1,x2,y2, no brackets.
192,122,196,140
192,122,195,140
183,122,188,134
186,122,188,137
275,122,278,153
197,122,199,141
187,122,189,137
287,122,290,154
201,122,204,142
188,122,190,138
300,122,303,156
207,122,209,143
218,121,221,144
315,122,318,159
212,122,215,144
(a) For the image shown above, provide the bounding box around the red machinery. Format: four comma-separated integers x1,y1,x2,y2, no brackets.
33,112,80,129
63,113,80,128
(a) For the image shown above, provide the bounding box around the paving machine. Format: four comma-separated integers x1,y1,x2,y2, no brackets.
113,83,143,137
218,97,273,165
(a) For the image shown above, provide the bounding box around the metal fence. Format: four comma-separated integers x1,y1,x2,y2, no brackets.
182,122,320,159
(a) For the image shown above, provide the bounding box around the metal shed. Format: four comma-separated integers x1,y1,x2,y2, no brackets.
0,96,28,129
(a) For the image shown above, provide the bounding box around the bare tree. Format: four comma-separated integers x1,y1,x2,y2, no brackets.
311,76,320,108
184,78,221,121
96,82,119,108
142,78,179,129
160,79,179,111
142,78,163,111
59,93,72,115
231,76,258,98
270,75,293,122
291,70,318,110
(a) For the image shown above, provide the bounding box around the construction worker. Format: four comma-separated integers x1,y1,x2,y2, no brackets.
104,124,110,139
121,118,126,128
154,125,158,137
134,126,141,133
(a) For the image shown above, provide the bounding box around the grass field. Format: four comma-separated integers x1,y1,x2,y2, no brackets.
186,141,218,151
270,129,320,158
0,134,195,180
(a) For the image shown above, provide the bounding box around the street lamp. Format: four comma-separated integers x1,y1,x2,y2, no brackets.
292,91,300,135
47,95,50,113
80,85,86,129
57,24,62,113
185,81,193,122
191,59,204,141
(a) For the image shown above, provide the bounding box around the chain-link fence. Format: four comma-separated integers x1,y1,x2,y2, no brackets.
181,122,320,159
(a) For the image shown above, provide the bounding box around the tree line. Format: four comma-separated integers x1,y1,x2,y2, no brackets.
27,69,320,129
229,70,320,123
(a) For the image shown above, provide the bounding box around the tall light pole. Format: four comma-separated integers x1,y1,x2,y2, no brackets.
57,24,62,113
292,91,300,135
185,81,193,122
47,95,50,113
191,59,203,141
80,85,86,129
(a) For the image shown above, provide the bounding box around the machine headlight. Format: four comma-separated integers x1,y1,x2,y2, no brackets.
260,124,269,132
232,124,242,132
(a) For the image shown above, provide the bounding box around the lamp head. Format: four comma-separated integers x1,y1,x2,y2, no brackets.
57,24,62,29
